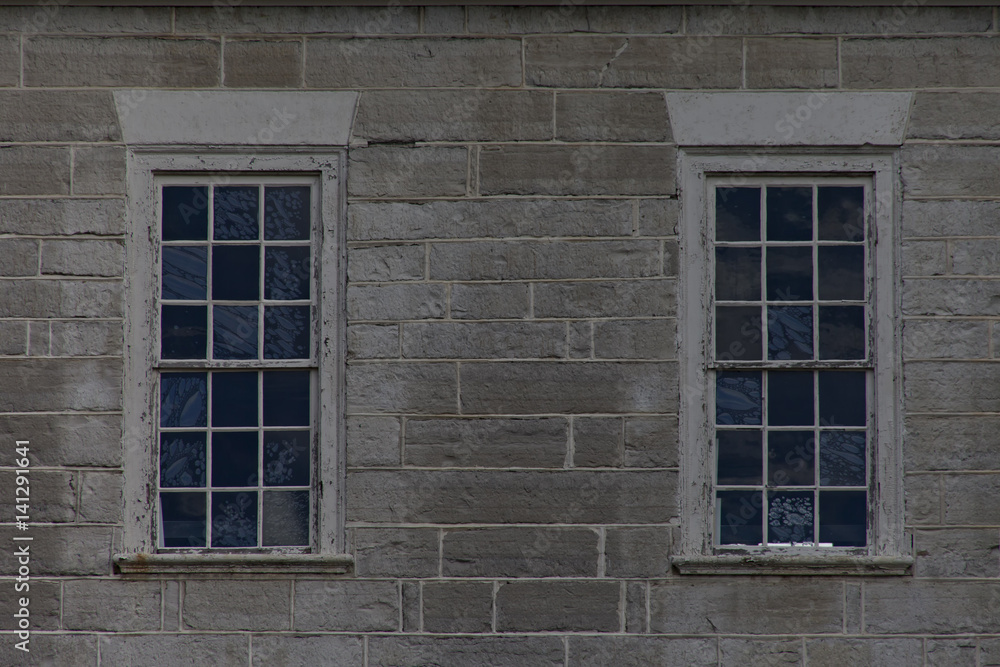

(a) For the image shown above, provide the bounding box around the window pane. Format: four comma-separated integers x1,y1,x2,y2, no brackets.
213,186,259,240
767,431,815,487
162,246,207,300
716,371,762,426
213,305,259,360
263,371,311,426
767,371,814,426
818,186,864,242
265,186,311,240
820,431,866,487
160,432,206,488
264,431,310,486
715,247,761,301
766,247,813,301
818,246,865,301
262,490,310,546
265,246,311,300
766,187,812,242
717,490,763,545
716,430,762,485
162,186,208,241
160,372,207,428
264,306,311,360
161,305,207,359
716,306,762,361
819,490,867,546
819,306,865,360
211,491,258,547
819,371,866,426
212,246,260,301
160,492,206,547
767,491,814,544
767,305,813,361
211,372,259,428
715,187,760,242
211,431,259,487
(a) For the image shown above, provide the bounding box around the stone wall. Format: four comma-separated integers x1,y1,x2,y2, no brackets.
0,4,998,665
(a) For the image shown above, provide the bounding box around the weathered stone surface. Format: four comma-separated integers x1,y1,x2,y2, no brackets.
624,416,678,468
50,320,123,356
41,239,123,277
594,320,675,360
901,239,947,276
903,145,1000,197
0,90,119,141
556,91,670,142
906,474,942,525
306,38,521,87
624,581,644,633
0,35,16,86
604,527,672,578
905,415,1000,471
903,278,1000,317
0,580,60,630
460,361,677,414
405,417,567,467
0,146,70,196
903,319,988,360
293,581,399,632
903,199,1000,238
720,638,802,667
346,470,676,523
351,527,439,578
688,5,991,34
0,239,38,277
78,471,122,523
746,38,838,89
28,320,49,356
534,279,676,318
905,361,1000,412
926,639,977,667
251,635,364,666
569,321,591,358
479,145,674,196
0,635,97,667
843,38,1000,88
914,528,1000,578
424,6,465,33
347,283,447,321
943,474,1000,525
63,580,160,631
72,146,125,196
369,636,564,667
0,320,26,354
224,39,302,88
468,6,682,33
346,415,401,466
348,324,399,360
355,90,552,142
403,322,566,360
183,581,290,631
569,637,716,667
0,414,121,467
348,244,425,282
805,638,924,666
349,146,467,199
177,6,419,33
909,92,1000,140
9,6,171,33
451,283,529,320
423,582,493,633
649,579,843,634
951,239,1000,276
442,527,599,577
0,470,75,522
525,36,742,88
348,199,634,241
100,635,248,667
402,581,420,632
0,198,124,236
0,358,121,412
638,198,678,237
24,36,220,87
864,580,1000,633
574,417,622,467
982,639,1000,666
346,362,456,414
496,581,619,632
429,240,662,280
0,280,122,318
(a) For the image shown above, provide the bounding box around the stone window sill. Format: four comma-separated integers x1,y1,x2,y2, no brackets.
672,554,913,576
114,553,354,578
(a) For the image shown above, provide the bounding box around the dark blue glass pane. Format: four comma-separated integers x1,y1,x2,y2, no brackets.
264,306,310,360
766,186,812,242
818,186,864,242
717,490,763,545
212,246,260,301
820,431,866,486
160,491,206,547
819,371,866,426
768,305,813,361
767,431,815,487
213,186,259,240
265,246,311,300
716,371,762,426
211,372,258,428
715,187,760,242
768,490,814,544
162,246,207,300
818,246,865,301
264,430,310,486
716,306,762,361
767,371,814,426
262,490,309,546
211,491,258,547
211,431,259,487
265,186,311,240
162,186,208,241
263,371,310,427
160,432,206,488
766,247,813,301
716,430,762,485
213,305,258,360
715,247,761,301
161,305,207,359
819,490,867,546
160,372,207,428
819,306,865,360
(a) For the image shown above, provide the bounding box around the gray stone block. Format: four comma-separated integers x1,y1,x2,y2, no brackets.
926,639,977,667
224,39,302,88
10,6,172,33
0,280,121,318
903,199,1000,238
687,5,991,34
909,92,1000,140
0,35,16,86
479,145,674,196
0,90,120,142
574,417,622,467
0,526,111,575
423,582,493,633
638,199,679,236
28,320,49,356
0,239,38,277
843,37,1000,88
355,90,552,142
905,415,1000,471
903,145,1000,197
442,527,599,577
906,474,942,525
78,471,122,523
0,414,121,467
556,91,670,142
746,38,838,89
306,37,521,88
943,474,1000,525
951,239,1000,276
905,361,1000,412
604,527,672,578
914,528,1000,578
349,146,467,199
347,324,399,360
350,527,440,577
402,581,420,631
0,358,121,411
459,361,677,414
594,320,675,360
805,638,924,667
451,283,529,320
0,635,97,667
163,581,179,631
525,36,742,88
348,244,425,282
405,417,568,467
50,320,123,356
0,320,26,354
901,239,947,276
346,362,456,414
0,580,60,630
983,639,1000,667
903,319,988,360
347,283,447,321
0,470,75,522
63,580,160,631
24,36,220,87
346,469,676,524
71,146,125,196
100,635,248,667
496,581,620,632
903,278,1000,317
176,6,419,33
424,6,466,34
41,239,123,277
251,635,364,666
0,146,70,196
369,636,564,667
569,321,591,359
403,322,566,360
468,6,682,34
568,637,716,667
720,638,802,667
625,581,645,633
864,580,1000,633
183,581,290,631
346,415,401,467
0,198,124,236
624,416,678,468
534,279,676,318
293,580,399,632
